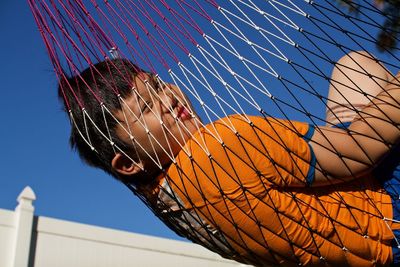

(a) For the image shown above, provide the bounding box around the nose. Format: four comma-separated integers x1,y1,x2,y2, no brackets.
159,91,177,114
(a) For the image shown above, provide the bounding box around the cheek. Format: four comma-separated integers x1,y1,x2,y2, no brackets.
143,116,167,138
168,85,184,100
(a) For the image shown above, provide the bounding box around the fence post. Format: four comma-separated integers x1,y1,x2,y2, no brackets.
11,186,36,267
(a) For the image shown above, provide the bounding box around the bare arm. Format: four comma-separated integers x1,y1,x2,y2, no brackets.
310,73,400,186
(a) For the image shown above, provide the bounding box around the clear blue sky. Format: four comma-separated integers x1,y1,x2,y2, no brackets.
0,0,180,240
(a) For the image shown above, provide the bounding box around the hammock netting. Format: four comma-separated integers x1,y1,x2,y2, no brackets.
29,0,400,266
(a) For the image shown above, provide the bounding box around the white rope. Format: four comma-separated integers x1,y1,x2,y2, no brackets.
270,0,309,16
190,50,264,117
82,108,94,149
238,0,300,30
218,5,295,47
195,44,272,100
101,104,117,155
69,110,96,152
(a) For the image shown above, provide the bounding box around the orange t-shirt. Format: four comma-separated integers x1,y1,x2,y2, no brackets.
154,115,397,266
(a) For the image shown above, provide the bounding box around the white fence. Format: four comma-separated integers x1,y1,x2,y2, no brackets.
0,186,247,267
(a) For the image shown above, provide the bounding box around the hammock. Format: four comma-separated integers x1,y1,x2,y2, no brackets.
28,0,400,266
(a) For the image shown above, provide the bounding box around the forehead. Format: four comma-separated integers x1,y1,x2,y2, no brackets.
132,72,157,89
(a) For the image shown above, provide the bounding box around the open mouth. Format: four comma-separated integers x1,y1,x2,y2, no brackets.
177,105,190,120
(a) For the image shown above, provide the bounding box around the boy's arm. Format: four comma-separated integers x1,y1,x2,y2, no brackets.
310,73,400,186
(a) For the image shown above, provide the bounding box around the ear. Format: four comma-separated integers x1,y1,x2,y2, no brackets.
111,153,144,176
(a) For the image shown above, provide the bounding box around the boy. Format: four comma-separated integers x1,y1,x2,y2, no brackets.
59,51,400,266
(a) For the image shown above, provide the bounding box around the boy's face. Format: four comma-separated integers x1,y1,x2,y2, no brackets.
113,72,199,171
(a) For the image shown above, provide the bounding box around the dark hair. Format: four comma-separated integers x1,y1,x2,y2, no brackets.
58,58,142,182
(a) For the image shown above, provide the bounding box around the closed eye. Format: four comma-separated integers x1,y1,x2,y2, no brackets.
141,101,153,113
138,75,165,114
151,76,166,92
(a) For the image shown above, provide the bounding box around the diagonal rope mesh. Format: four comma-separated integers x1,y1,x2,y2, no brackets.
29,0,400,266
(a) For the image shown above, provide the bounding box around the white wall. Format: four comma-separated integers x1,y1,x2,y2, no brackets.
0,209,15,267
0,186,247,267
